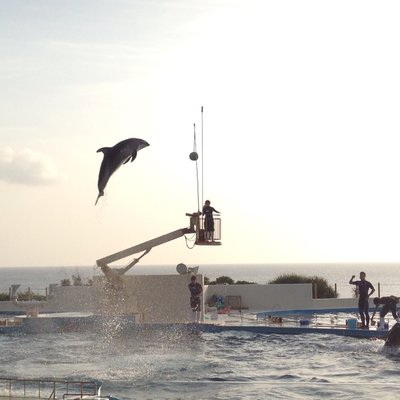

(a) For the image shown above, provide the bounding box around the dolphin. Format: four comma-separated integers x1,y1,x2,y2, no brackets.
384,322,400,347
95,138,149,205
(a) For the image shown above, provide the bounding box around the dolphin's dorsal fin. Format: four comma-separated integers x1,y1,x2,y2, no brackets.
96,147,111,154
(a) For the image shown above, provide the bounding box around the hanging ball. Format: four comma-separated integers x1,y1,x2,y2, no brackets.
189,151,199,161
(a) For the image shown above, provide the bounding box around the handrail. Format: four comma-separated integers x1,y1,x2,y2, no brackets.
48,387,56,400
0,377,102,399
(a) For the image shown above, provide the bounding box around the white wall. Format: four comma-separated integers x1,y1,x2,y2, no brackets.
205,283,314,311
44,274,201,323
0,279,365,319
97,274,201,323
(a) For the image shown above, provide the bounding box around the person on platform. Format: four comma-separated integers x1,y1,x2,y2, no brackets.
349,271,375,329
202,200,220,242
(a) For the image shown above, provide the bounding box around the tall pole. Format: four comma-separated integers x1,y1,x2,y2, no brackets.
194,123,200,212
201,106,204,208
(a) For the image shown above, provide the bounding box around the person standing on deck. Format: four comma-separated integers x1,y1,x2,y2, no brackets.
349,271,375,329
188,275,202,323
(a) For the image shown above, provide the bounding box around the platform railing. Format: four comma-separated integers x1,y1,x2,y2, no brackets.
196,216,221,242
0,377,102,399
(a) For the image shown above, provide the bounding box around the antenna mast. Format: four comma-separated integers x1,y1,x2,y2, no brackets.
201,106,204,208
193,123,200,212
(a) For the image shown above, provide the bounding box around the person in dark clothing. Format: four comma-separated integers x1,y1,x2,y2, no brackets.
349,271,375,328
188,275,202,322
202,200,220,242
371,296,400,329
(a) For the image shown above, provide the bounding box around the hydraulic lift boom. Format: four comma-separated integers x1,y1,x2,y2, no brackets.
96,213,199,278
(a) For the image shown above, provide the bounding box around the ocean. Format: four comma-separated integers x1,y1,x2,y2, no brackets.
1,263,399,298
1,264,400,399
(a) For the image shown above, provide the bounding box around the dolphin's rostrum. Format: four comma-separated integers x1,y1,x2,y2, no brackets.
95,138,149,205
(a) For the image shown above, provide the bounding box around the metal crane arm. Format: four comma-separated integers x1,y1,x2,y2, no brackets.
96,227,193,270
96,213,200,281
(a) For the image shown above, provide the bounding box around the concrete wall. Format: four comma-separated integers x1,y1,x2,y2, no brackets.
204,284,365,312
311,297,361,310
0,286,97,315
0,279,365,320
92,274,201,323
0,274,202,323
47,286,97,312
205,283,314,311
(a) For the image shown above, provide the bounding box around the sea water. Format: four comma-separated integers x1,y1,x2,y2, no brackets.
0,263,399,297
1,264,400,399
1,327,400,399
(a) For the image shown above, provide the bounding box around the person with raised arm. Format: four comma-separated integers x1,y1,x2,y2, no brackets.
349,271,375,329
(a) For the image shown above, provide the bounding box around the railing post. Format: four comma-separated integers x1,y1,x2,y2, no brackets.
312,282,317,298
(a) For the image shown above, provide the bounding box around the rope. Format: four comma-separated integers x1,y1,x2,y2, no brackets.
193,123,201,212
184,233,197,249
201,106,204,208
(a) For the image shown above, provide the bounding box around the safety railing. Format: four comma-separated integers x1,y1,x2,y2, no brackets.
195,216,221,244
0,377,102,399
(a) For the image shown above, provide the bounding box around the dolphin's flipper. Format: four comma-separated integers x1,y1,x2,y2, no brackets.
95,138,149,205
123,150,137,164
130,150,137,162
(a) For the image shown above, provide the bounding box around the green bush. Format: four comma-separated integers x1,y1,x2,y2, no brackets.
0,292,10,301
269,273,338,298
205,275,256,285
61,274,93,286
72,274,82,286
17,290,47,301
0,290,46,301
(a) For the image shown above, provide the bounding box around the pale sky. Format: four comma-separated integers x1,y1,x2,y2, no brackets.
1,0,400,268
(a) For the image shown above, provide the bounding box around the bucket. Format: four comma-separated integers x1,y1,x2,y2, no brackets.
377,321,389,330
347,318,357,329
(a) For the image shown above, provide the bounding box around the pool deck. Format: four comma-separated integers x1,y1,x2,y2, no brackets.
200,308,391,339
0,309,392,340
199,321,389,339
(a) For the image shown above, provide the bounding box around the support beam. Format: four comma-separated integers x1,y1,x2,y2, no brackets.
96,227,194,268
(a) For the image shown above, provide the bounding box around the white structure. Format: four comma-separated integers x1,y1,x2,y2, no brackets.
0,276,362,321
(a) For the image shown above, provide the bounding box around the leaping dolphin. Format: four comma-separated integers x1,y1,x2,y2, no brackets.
95,138,149,205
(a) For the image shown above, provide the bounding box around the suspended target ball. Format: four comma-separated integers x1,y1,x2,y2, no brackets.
189,151,199,161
